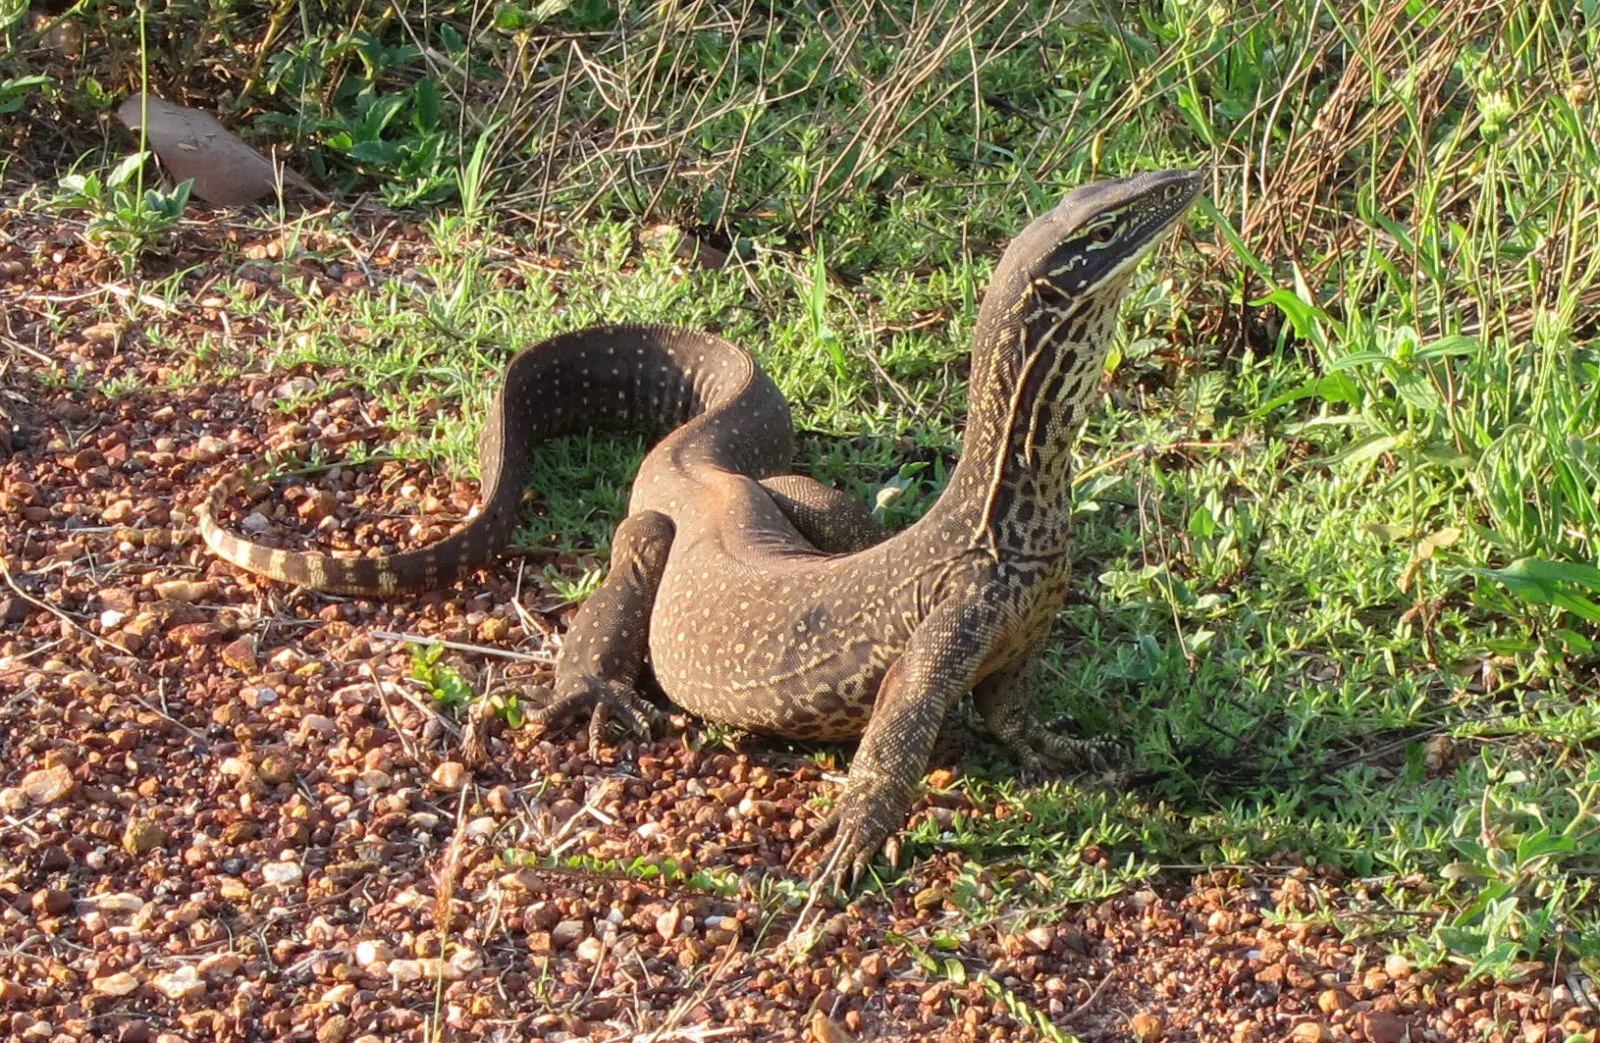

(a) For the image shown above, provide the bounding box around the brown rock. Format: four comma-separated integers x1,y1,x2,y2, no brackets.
1019,925,1054,954
196,953,242,981
1130,1011,1166,1042
220,635,258,671
1356,1010,1409,1043
152,580,216,603
656,905,683,941
551,920,585,949
81,321,122,345
431,761,467,791
168,622,224,648
31,889,72,916
122,818,169,855
20,765,76,804
317,1015,351,1043
1231,1021,1262,1043
43,748,77,770
101,591,140,614
257,752,295,785
297,489,338,523
1289,1023,1327,1043
1319,989,1354,1014
151,966,205,1001
93,972,140,996
66,447,105,471
809,1013,853,1043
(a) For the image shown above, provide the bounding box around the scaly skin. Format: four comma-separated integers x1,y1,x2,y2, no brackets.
197,170,1204,890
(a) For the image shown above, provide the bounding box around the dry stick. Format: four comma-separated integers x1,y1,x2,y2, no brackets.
1055,966,1120,1027
1070,439,1244,490
0,334,55,368
644,917,760,1043
370,629,553,663
365,660,425,767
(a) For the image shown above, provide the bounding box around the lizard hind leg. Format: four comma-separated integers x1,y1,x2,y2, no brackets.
971,638,1121,780
759,474,890,554
524,510,675,756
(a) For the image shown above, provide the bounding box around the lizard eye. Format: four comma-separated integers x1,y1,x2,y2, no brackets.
1090,224,1116,244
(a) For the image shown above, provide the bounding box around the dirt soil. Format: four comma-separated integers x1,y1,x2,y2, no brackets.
2,197,1593,1043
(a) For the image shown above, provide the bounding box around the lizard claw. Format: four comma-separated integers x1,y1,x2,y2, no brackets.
524,673,663,756
793,796,896,895
1002,724,1123,785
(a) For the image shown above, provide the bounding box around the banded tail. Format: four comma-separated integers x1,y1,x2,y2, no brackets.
195,324,792,595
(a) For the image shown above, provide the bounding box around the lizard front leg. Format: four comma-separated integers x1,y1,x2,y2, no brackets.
805,594,1007,892
523,510,674,754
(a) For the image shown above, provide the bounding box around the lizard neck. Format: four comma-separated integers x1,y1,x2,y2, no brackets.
908,268,1129,562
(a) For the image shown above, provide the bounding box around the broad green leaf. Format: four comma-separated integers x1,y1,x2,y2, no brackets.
1328,350,1391,372
1337,433,1402,466
1415,333,1479,359
1251,288,1330,342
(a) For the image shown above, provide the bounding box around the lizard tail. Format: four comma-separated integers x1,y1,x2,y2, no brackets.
196,324,793,595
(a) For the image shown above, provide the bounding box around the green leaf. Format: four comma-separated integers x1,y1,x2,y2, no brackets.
0,74,53,114
1464,940,1522,983
1327,350,1391,372
1337,433,1402,466
413,77,442,133
1555,628,1594,653
1251,288,1331,342
1199,197,1271,279
1392,369,1443,413
108,151,149,188
1415,333,1479,359
1477,558,1600,623
1420,444,1475,468
1253,373,1362,416
1515,828,1575,866
1434,925,1487,956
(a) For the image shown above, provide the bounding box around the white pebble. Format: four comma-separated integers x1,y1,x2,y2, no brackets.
261,861,302,886
93,972,140,996
153,965,206,1001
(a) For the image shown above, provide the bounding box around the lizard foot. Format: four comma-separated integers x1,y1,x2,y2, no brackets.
997,722,1123,785
793,792,901,894
521,673,664,757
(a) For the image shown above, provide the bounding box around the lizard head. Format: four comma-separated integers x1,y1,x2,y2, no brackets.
1012,168,1203,308
971,168,1203,381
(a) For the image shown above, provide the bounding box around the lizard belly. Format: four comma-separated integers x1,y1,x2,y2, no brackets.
648,533,924,741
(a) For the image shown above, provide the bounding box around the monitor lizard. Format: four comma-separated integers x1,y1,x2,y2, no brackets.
198,169,1204,889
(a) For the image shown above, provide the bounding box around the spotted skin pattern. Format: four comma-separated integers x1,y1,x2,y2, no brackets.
198,170,1204,890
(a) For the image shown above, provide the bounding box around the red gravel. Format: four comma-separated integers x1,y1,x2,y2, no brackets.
2,192,1591,1043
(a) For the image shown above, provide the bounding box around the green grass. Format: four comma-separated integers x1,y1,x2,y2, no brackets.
10,0,1600,982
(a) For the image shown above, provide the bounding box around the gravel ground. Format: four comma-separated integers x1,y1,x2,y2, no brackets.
2,200,1594,1042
